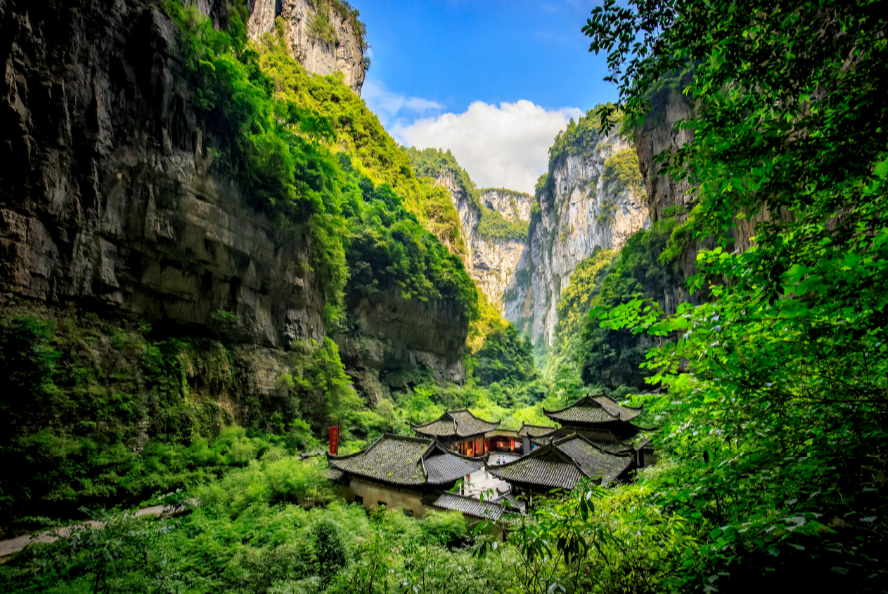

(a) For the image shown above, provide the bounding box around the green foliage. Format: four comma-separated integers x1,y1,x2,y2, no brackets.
405,146,528,242
163,4,476,326
471,325,541,406
419,510,468,546
276,338,361,434
477,206,529,242
545,247,617,381
344,173,479,315
308,1,338,45
580,219,681,389
601,147,643,197
547,107,615,170
257,29,464,260
405,146,482,210
164,1,348,317
585,0,888,589
0,308,350,533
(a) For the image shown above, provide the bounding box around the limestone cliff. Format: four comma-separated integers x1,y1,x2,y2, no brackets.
634,77,761,291
247,0,367,95
503,124,650,346
436,175,531,309
481,188,533,223
0,0,464,408
404,148,532,310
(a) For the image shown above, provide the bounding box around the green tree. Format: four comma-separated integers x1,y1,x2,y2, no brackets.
585,0,888,590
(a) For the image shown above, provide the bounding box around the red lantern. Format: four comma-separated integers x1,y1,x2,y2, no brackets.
329,426,340,455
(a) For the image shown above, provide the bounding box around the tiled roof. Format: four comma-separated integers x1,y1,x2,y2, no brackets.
488,453,585,490
556,435,634,483
423,492,506,522
424,450,482,484
544,394,642,425
326,468,347,483
413,410,499,438
489,434,633,490
485,429,520,438
531,435,556,447
517,423,557,438
328,434,483,487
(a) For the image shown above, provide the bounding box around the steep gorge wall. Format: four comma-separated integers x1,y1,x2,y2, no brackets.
503,133,650,346
247,0,367,95
434,173,531,308
0,0,465,409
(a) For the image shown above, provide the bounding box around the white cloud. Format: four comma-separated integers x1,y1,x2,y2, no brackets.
393,100,582,194
362,78,443,129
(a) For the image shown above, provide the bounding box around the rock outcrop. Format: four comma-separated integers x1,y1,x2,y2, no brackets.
481,188,533,223
0,0,463,403
0,2,325,349
247,0,367,95
434,173,531,309
503,133,650,346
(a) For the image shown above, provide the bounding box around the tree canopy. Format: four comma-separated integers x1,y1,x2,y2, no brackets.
585,0,888,589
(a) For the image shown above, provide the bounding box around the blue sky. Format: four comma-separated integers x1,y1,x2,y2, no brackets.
355,0,618,193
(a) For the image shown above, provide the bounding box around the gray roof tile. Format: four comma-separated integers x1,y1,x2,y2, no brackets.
544,394,642,425
413,410,499,438
489,434,633,490
423,492,506,522
328,434,483,487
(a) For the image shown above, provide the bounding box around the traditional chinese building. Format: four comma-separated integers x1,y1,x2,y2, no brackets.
543,393,656,467
412,409,499,456
487,433,634,496
328,433,484,517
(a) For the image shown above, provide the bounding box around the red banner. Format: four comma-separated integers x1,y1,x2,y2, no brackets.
329,426,340,455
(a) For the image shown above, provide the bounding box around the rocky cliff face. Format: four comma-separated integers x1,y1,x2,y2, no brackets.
434,174,530,309
0,0,463,404
635,81,762,291
503,134,650,346
0,1,325,349
247,0,367,95
481,188,533,223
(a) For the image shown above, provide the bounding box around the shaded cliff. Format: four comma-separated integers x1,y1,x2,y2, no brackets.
502,110,650,346
0,1,325,349
0,0,471,400
247,0,367,95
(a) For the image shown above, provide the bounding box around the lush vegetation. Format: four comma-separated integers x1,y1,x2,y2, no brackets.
163,3,477,325
476,206,529,242
0,309,347,534
582,0,888,590
0,464,698,594
7,1,886,593
601,147,643,198
544,247,617,379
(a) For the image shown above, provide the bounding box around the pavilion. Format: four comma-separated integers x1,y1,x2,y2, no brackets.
412,409,499,456
544,393,656,467
487,433,634,497
328,433,484,517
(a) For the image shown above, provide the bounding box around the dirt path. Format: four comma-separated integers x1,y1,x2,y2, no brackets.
0,504,186,560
